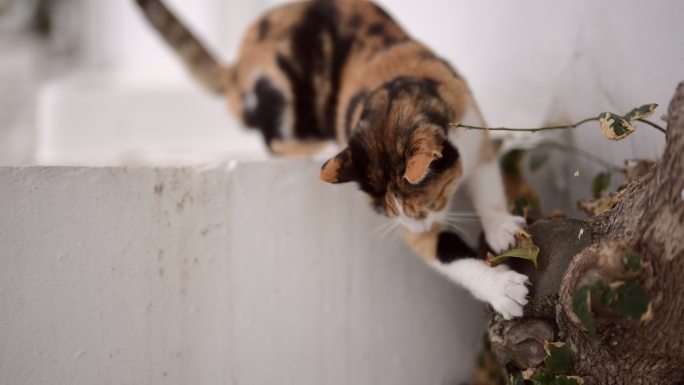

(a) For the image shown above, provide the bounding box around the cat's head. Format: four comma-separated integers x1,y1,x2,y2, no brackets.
320,77,462,234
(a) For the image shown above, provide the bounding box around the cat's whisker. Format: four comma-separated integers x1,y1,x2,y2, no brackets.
442,216,480,224
442,218,479,229
439,219,477,243
376,220,401,242
444,212,480,219
444,213,480,218
441,222,474,243
386,222,403,242
442,216,480,223
372,219,395,234
445,210,478,215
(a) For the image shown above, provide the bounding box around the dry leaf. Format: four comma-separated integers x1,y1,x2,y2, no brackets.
486,230,539,269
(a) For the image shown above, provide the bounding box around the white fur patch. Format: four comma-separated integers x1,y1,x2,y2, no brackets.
465,160,525,253
430,258,529,320
392,195,444,234
448,104,487,180
482,213,526,253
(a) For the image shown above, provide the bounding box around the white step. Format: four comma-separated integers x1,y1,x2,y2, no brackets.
0,160,484,385
36,73,268,166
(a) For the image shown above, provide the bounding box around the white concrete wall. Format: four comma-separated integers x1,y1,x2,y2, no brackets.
0,160,485,385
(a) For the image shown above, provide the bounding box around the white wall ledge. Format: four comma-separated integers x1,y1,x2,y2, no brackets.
0,160,484,385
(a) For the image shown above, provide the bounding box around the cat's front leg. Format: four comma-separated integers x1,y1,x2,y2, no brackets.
467,159,526,253
433,258,529,320
402,229,529,320
451,103,526,253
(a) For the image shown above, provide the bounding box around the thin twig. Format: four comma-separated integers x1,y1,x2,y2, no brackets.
449,117,598,132
450,117,666,134
635,118,667,133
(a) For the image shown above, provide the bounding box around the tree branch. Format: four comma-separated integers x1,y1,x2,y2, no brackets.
484,83,684,385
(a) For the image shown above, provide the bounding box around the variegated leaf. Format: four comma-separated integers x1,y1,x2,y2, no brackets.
624,103,657,121
598,112,636,141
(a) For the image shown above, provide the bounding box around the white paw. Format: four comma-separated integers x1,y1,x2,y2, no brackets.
483,265,530,320
483,214,526,253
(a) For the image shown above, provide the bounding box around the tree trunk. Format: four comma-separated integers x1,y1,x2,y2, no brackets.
487,83,684,385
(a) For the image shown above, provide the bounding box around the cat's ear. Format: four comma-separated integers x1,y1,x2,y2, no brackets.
404,150,442,184
320,148,355,184
404,126,445,184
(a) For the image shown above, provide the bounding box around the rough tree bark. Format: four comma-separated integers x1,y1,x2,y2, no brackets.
486,83,684,385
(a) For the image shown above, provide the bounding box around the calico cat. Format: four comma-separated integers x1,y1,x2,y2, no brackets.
136,0,529,319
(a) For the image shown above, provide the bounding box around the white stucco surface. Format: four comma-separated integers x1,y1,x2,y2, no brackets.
0,160,484,385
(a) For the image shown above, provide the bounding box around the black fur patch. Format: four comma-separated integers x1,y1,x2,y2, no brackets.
366,37,409,61
230,68,239,85
382,35,409,49
257,18,270,41
276,1,351,141
331,148,355,183
365,22,407,50
243,77,285,145
430,140,459,173
344,90,368,136
348,135,385,199
421,108,450,130
326,30,354,138
367,22,385,36
381,76,440,105
436,231,475,264
276,54,320,138
349,13,362,29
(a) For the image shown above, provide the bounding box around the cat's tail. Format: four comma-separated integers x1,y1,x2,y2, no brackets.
135,0,227,94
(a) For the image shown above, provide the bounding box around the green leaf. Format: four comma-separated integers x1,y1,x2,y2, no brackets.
615,282,650,320
491,246,540,268
532,372,554,385
572,285,597,339
598,112,636,140
623,253,642,273
544,342,575,375
501,149,525,176
529,147,551,171
513,197,529,217
487,231,539,269
591,172,612,199
601,289,616,307
551,375,581,385
593,280,607,291
624,103,658,121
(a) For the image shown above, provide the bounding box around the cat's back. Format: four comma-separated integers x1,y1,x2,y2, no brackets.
229,0,413,147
